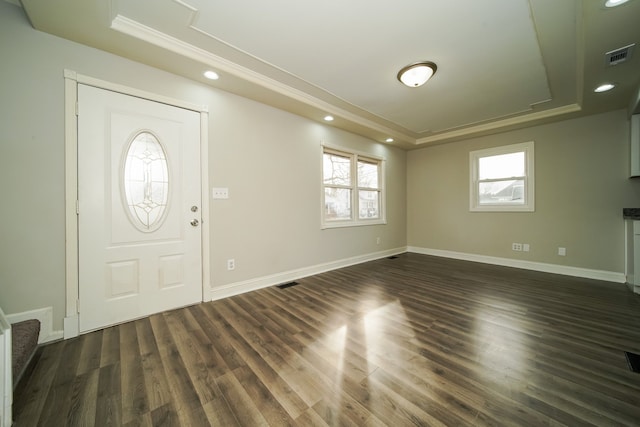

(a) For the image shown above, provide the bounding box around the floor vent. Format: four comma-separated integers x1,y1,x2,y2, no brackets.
277,281,300,289
625,351,640,373
387,256,399,259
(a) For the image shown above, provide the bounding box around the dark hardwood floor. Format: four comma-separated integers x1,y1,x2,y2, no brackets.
13,253,640,426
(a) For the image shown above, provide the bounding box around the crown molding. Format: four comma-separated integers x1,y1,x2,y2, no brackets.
110,15,412,143
415,103,582,145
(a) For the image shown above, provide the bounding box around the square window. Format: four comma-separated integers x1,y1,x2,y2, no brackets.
470,142,534,212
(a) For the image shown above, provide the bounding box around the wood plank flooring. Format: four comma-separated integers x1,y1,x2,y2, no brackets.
12,253,640,426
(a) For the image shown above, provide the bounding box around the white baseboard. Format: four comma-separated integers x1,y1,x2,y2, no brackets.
6,307,64,344
63,315,79,339
210,245,626,302
626,282,640,294
407,246,626,284
210,247,407,301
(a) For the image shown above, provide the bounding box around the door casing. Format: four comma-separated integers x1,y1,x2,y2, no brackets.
63,70,210,338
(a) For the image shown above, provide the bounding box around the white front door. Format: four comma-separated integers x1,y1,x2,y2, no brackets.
77,84,203,333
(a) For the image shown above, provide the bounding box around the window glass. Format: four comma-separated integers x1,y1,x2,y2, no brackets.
479,180,525,205
123,131,169,231
324,187,351,220
358,190,379,219
323,152,351,186
357,160,379,188
478,152,524,180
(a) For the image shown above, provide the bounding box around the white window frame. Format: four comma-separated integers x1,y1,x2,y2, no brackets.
321,144,386,228
469,141,535,212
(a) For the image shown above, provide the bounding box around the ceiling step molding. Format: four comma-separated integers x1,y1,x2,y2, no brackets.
110,15,414,145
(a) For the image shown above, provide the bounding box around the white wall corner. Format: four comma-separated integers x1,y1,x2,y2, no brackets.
210,247,408,301
407,246,626,284
6,307,64,344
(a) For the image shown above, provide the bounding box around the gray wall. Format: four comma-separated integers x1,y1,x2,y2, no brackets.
407,109,640,273
0,2,407,330
3,0,638,334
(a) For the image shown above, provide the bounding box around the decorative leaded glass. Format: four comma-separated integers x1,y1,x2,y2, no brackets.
123,131,169,231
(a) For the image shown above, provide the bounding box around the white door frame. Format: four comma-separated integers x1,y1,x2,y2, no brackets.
63,69,210,338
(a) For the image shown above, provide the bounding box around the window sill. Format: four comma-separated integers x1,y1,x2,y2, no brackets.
321,219,387,229
470,205,534,212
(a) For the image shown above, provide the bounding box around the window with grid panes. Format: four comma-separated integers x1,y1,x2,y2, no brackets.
322,146,385,227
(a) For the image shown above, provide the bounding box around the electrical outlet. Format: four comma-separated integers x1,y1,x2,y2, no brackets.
558,247,566,256
212,187,229,199
227,259,235,270
512,243,523,251
523,243,530,252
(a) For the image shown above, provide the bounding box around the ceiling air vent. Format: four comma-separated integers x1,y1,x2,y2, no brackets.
605,43,635,66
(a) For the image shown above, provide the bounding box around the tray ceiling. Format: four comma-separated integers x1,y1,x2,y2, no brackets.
15,0,640,148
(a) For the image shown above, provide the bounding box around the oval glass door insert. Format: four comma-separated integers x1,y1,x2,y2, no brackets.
123,131,169,231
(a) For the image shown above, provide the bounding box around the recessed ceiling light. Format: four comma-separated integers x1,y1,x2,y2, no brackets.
594,83,615,92
385,138,394,143
397,61,437,87
324,115,334,122
605,0,629,7
203,70,219,80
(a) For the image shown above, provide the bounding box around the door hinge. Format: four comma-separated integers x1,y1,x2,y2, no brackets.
76,299,80,314
76,200,80,215
75,101,79,116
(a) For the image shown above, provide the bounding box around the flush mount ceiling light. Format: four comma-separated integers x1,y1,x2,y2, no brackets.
385,138,394,143
594,83,616,92
397,61,437,87
605,0,630,7
324,115,334,121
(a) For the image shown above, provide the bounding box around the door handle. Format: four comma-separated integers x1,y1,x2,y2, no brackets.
190,219,199,227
